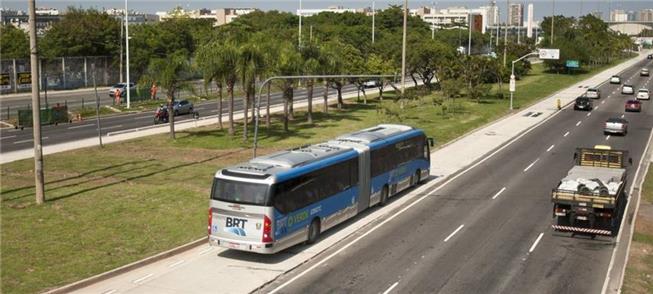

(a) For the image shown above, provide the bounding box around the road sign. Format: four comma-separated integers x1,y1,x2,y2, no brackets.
539,48,560,60
566,60,580,68
509,74,516,92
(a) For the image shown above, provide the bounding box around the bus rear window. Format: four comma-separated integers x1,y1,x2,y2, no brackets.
211,178,270,206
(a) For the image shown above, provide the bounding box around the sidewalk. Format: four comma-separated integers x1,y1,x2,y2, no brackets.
48,51,650,294
0,86,112,99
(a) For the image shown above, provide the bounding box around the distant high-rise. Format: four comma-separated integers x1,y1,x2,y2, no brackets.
508,3,523,27
610,9,627,22
639,9,653,22
589,10,603,20
526,3,533,38
626,10,637,21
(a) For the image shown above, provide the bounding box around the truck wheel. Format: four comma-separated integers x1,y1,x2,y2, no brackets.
306,219,320,244
379,186,389,206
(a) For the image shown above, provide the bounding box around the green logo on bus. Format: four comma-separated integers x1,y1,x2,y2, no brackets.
287,210,309,227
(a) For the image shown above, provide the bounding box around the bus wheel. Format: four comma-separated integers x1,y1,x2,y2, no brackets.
379,186,389,206
307,219,320,244
411,170,421,186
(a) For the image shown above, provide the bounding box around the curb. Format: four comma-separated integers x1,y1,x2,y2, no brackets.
43,238,206,294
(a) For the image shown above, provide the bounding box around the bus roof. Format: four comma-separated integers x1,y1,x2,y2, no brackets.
335,124,414,145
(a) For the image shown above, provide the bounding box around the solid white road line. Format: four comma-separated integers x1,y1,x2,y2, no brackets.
621,114,625,118
101,289,117,294
587,112,592,117
382,282,399,294
13,139,33,144
546,144,555,152
68,124,94,129
444,225,465,242
606,135,611,141
168,260,185,268
524,158,539,172
132,273,154,284
0,135,16,140
198,247,213,256
576,121,582,126
492,187,507,200
564,131,570,137
528,233,544,253
102,125,123,130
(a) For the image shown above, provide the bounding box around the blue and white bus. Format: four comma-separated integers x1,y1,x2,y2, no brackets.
208,124,433,253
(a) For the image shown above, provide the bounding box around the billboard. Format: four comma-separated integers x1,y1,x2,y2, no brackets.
17,72,31,89
0,74,10,90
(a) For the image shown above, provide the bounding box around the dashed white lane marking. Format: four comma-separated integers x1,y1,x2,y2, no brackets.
547,144,555,152
621,114,625,118
564,131,570,137
524,158,540,172
102,124,123,130
168,260,185,268
382,282,400,294
14,139,33,144
444,224,465,242
606,135,611,141
587,112,592,117
68,124,94,129
528,233,544,253
134,116,151,120
0,135,16,140
576,121,582,126
198,247,213,256
492,187,507,200
132,273,154,284
601,100,605,104
42,136,49,140
101,290,117,294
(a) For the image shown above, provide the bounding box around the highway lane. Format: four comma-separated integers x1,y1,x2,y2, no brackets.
0,84,364,153
262,58,653,293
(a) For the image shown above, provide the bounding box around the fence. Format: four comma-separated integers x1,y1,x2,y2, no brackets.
0,56,120,94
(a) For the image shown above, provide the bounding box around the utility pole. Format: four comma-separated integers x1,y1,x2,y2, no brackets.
298,0,303,47
28,0,45,205
401,0,408,95
125,0,131,108
468,9,472,55
372,0,375,43
119,14,123,83
551,0,555,45
92,63,103,147
503,0,509,66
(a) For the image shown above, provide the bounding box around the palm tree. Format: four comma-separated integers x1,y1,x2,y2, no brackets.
274,44,302,132
141,50,190,139
220,43,239,135
195,41,227,129
238,42,265,140
300,43,320,123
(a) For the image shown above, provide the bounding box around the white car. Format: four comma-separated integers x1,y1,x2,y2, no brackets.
610,75,621,84
637,88,650,100
622,84,634,95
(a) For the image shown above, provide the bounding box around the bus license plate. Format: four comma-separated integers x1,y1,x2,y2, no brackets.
577,216,588,221
226,241,241,249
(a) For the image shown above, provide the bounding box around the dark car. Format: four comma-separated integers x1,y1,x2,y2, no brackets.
574,96,593,111
172,100,194,116
648,54,653,59
625,99,642,112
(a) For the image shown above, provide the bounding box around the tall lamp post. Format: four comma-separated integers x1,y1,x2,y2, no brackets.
401,0,407,95
510,52,538,110
28,0,45,204
125,0,131,109
372,0,375,43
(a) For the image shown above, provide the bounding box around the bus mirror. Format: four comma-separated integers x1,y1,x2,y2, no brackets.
573,152,578,161
428,138,435,147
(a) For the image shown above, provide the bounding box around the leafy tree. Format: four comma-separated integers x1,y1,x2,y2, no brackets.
0,25,29,59
40,7,120,58
366,53,395,99
300,42,321,123
273,44,302,131
195,41,227,129
238,42,265,140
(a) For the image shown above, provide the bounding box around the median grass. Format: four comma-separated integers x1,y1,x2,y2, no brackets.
0,58,635,294
623,165,653,294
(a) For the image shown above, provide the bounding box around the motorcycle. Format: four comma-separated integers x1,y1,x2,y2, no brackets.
154,106,169,124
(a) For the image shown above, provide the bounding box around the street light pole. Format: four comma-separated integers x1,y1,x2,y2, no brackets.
510,52,538,110
28,0,45,204
125,0,131,108
551,0,555,45
372,0,375,43
298,0,303,47
401,0,408,95
468,9,472,55
503,0,509,66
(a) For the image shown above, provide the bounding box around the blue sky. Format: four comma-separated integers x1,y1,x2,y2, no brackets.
2,1,652,21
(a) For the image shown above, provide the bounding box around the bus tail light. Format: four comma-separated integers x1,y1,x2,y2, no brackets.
262,215,273,243
208,208,213,236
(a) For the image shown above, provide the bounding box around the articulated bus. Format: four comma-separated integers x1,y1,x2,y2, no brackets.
208,124,434,253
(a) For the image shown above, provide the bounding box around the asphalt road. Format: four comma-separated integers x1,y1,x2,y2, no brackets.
0,84,363,153
261,59,653,293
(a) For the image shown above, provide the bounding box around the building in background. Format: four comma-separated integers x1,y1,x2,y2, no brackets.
0,8,61,35
414,6,492,33
105,8,159,24
297,5,358,17
589,10,603,20
639,9,653,22
626,10,637,21
156,6,256,26
526,3,533,38
508,2,523,27
610,9,628,22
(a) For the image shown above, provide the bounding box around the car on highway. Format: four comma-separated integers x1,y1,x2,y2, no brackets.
604,117,628,135
363,80,380,88
172,100,194,116
622,84,634,95
585,88,601,99
574,96,593,111
109,82,135,97
609,75,621,84
642,68,650,77
625,99,642,112
637,88,650,100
